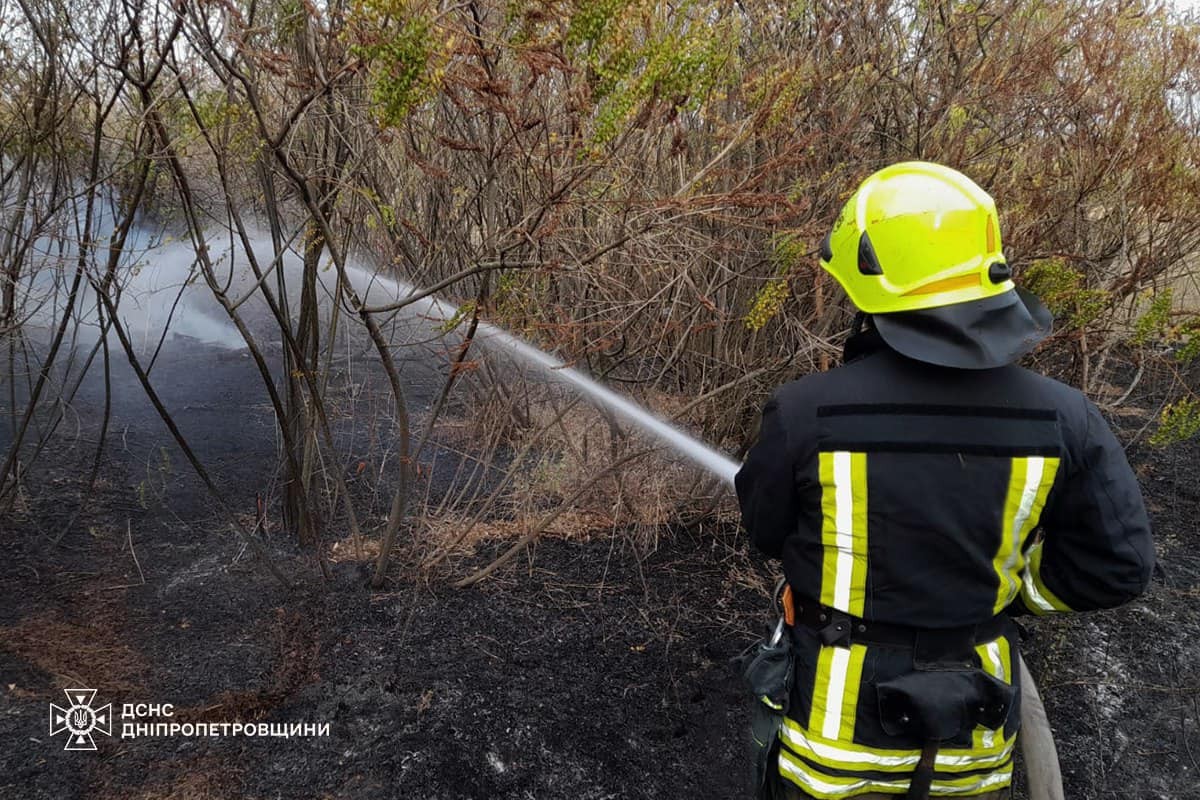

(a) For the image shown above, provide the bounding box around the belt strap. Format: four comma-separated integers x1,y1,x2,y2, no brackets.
789,595,1007,650
907,742,938,800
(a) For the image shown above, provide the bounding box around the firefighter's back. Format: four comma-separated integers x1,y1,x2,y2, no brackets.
737,337,1152,798
769,340,1095,629
735,161,1153,800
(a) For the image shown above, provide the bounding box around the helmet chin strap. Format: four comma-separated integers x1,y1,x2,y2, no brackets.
844,312,885,364
849,309,868,338
851,311,869,337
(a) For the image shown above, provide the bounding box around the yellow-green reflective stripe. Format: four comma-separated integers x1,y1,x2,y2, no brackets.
993,456,1060,614
811,642,868,743
779,749,1013,799
1022,540,1072,614
778,762,1012,800
822,647,852,739
818,451,868,616
819,452,839,609
810,644,837,737
782,717,1014,773
1023,457,1060,559
837,644,866,741
993,457,1027,612
974,643,998,750
810,643,867,741
848,453,868,617
973,635,1011,751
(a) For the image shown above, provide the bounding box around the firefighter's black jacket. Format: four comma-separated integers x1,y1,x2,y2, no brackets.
739,332,1154,623
735,330,1154,797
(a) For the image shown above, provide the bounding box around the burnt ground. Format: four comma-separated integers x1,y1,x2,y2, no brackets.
1,333,1199,800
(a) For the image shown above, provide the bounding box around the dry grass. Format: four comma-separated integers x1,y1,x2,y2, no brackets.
419,508,617,556
402,372,744,572
116,757,244,800
171,609,321,724
481,387,734,534
327,537,382,564
1,611,148,694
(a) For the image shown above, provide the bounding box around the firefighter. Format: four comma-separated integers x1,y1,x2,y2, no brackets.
735,162,1155,799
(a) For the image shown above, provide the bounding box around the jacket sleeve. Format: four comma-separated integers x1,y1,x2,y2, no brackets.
735,396,799,559
1017,397,1154,615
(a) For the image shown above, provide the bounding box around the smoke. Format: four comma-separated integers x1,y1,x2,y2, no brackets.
22,222,384,353
22,220,247,352
98,234,249,351
14,208,739,484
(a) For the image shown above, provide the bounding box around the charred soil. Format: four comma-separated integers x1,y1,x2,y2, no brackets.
1,339,1198,800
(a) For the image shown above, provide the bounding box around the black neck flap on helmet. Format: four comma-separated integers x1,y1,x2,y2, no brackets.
868,288,1052,370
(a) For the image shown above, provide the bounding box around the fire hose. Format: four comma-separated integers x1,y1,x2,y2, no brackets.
350,229,1065,796
454,317,1067,798
1016,653,1065,800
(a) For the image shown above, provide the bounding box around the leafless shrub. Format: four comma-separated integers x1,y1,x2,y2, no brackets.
3,0,1200,586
